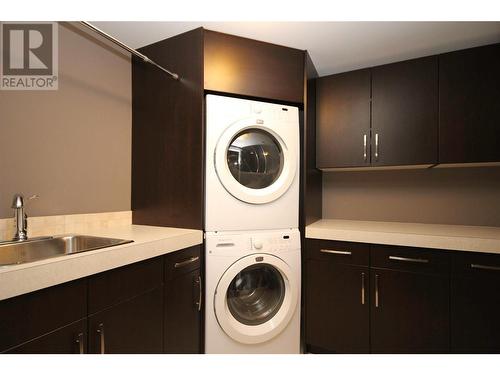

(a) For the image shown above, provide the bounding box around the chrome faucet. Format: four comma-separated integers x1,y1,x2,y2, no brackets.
11,194,38,241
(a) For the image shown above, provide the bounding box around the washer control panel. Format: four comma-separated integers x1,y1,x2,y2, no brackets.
251,230,300,252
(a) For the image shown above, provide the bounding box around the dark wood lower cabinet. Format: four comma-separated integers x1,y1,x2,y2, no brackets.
306,260,369,353
5,320,87,354
89,287,163,354
451,252,500,353
370,269,450,353
164,268,201,353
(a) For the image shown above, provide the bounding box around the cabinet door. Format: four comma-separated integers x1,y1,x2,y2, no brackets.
4,319,87,354
88,288,163,354
305,260,369,353
164,268,201,353
370,269,449,353
451,252,500,353
316,69,371,169
439,43,500,164
204,30,304,103
371,56,438,166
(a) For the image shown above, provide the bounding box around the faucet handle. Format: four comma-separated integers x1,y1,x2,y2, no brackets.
28,194,39,201
11,194,24,209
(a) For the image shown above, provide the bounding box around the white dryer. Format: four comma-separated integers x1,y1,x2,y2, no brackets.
205,94,300,232
205,229,301,354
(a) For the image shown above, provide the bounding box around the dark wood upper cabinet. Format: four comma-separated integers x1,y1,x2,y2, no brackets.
316,69,371,168
439,43,500,164
371,56,439,166
451,252,500,353
204,30,305,103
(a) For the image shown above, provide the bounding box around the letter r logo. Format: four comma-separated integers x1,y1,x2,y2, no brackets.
2,23,53,75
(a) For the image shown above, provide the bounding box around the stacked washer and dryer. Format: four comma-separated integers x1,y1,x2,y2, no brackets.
204,94,301,353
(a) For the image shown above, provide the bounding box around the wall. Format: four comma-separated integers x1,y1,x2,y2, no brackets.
322,167,500,227
0,22,131,219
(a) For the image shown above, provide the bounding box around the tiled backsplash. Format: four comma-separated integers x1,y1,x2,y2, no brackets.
0,211,132,241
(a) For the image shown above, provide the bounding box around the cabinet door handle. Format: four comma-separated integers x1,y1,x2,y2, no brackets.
174,256,199,269
361,272,366,305
97,323,105,354
76,332,84,354
374,133,379,161
363,134,367,162
375,274,380,308
320,249,352,256
196,275,202,312
389,255,429,264
471,263,500,271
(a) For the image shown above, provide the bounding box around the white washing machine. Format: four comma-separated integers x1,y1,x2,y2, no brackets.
205,94,300,232
205,229,301,353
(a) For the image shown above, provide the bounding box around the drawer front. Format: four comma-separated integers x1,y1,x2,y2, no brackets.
165,245,201,281
88,256,164,314
0,279,87,352
306,239,369,266
371,244,450,274
452,251,500,275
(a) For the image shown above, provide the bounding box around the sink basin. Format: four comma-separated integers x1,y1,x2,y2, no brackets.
0,235,134,266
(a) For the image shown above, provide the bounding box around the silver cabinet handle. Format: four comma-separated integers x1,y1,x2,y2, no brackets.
174,256,199,269
374,133,379,161
389,255,429,264
196,275,202,312
471,263,500,271
363,134,367,162
320,249,352,255
361,272,366,305
375,274,380,308
76,332,84,354
97,323,105,354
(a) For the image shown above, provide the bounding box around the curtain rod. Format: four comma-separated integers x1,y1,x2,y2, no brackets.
80,21,179,80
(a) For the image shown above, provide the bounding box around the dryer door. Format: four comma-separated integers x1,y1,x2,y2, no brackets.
214,119,297,204
214,254,298,344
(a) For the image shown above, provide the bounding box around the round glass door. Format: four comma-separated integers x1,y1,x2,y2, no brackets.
226,264,285,326
227,129,284,190
214,121,297,205
214,254,298,344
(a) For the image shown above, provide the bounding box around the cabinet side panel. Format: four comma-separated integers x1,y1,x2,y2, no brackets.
132,28,204,229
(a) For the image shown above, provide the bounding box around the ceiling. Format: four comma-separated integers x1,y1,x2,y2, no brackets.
92,22,500,76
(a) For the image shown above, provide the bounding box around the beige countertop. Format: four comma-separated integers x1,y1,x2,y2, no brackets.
0,225,203,301
306,219,500,254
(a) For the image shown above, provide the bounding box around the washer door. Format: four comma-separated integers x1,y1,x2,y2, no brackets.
215,119,296,204
214,254,298,344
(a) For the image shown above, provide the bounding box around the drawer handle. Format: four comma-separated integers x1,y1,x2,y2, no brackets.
97,323,105,354
174,256,200,269
471,263,500,272
76,332,84,354
389,255,429,264
320,249,352,256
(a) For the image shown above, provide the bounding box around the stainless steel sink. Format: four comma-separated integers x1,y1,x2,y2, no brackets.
0,235,134,266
